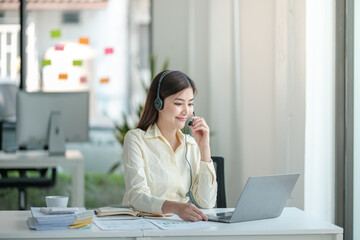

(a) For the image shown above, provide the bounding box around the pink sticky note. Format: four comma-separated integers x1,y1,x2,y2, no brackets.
55,44,64,51
105,47,114,54
80,76,87,83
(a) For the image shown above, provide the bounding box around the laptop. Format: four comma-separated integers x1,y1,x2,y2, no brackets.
207,173,300,223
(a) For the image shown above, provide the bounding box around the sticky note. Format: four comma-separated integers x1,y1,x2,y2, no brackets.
79,37,89,44
80,76,87,83
59,73,68,80
73,60,83,66
100,78,109,84
51,29,61,38
55,44,64,51
42,59,51,67
105,47,114,54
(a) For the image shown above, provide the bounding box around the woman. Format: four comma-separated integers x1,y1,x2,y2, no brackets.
122,70,217,222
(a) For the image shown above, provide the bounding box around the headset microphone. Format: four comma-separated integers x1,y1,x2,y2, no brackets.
188,112,195,126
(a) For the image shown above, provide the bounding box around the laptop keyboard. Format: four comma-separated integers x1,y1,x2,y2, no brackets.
213,211,233,221
218,215,232,221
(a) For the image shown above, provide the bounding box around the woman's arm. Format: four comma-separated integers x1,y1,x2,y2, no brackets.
188,116,218,208
162,200,208,222
123,131,165,214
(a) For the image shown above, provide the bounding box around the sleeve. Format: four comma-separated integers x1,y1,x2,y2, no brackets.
122,131,165,214
191,150,218,209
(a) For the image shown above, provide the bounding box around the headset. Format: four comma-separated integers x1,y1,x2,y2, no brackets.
154,70,172,110
188,112,195,127
153,70,200,207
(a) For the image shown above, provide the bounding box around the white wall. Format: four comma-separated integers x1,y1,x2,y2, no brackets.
152,0,306,209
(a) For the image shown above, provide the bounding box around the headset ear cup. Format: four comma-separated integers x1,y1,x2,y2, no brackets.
154,97,163,110
154,70,172,110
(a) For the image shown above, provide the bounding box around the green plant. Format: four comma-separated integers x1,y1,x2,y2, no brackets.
109,56,169,173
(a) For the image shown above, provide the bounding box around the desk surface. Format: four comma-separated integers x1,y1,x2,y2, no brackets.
0,149,83,166
0,208,343,240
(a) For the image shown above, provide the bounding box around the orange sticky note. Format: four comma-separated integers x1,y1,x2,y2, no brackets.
100,78,109,84
59,73,68,80
79,37,89,45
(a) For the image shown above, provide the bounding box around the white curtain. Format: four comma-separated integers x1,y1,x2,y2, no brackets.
305,0,336,223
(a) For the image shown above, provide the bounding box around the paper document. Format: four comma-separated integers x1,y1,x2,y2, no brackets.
147,219,211,230
94,219,157,231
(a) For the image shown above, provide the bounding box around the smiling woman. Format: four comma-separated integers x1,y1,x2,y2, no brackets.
122,70,217,222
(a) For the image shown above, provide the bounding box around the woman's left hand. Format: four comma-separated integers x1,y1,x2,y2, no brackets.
189,116,211,162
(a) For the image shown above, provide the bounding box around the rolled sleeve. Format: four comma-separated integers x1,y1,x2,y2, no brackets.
192,160,218,208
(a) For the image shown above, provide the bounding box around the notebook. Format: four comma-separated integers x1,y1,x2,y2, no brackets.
207,173,300,223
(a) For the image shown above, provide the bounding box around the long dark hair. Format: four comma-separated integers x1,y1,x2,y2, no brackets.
136,70,197,131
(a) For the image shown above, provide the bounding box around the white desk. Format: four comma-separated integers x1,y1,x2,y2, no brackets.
145,208,343,240
0,208,343,240
0,150,84,207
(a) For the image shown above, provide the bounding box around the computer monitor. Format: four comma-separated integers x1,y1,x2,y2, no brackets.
16,91,89,155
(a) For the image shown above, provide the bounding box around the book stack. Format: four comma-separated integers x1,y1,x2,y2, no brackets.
27,207,94,231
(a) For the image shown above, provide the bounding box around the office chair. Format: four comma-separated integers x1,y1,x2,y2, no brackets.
212,156,227,208
0,83,57,210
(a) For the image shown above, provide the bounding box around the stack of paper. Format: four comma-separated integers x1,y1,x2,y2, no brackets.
27,207,94,231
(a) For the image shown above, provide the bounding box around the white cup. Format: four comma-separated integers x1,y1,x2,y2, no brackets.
45,196,69,208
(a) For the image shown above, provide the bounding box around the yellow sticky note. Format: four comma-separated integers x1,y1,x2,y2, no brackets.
59,73,68,80
79,37,89,45
100,78,109,84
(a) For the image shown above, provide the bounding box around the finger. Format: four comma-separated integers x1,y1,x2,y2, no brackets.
194,120,209,130
185,205,203,220
187,215,201,222
188,212,204,222
200,212,208,221
193,208,207,219
193,126,209,134
190,117,206,127
190,206,208,221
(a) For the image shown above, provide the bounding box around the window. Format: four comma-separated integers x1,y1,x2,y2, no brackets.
0,0,151,127
0,0,151,173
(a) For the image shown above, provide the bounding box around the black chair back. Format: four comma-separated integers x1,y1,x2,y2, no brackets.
212,156,227,208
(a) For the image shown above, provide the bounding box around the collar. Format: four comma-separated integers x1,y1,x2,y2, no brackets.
144,123,197,145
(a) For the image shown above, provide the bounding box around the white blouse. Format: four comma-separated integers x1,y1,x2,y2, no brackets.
122,123,217,214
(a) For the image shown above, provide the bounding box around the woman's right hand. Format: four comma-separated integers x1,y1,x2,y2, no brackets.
162,200,208,222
